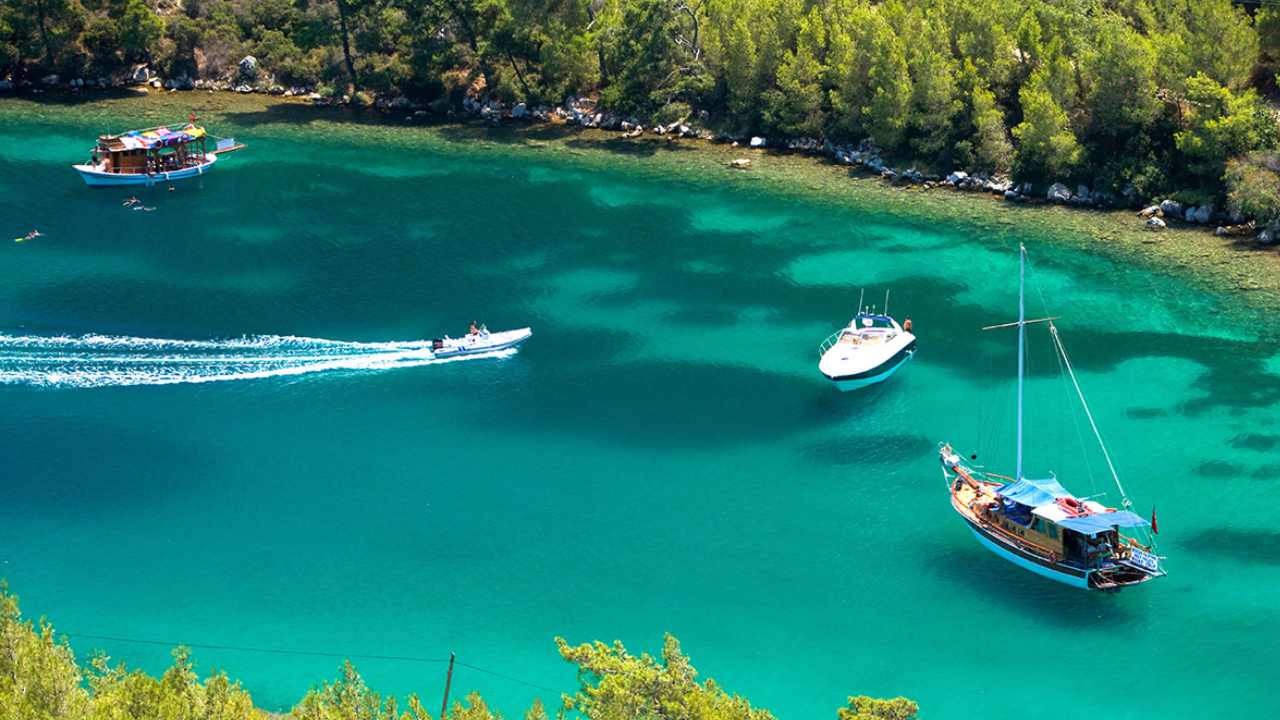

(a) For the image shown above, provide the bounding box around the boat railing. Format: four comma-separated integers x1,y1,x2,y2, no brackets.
818,330,844,357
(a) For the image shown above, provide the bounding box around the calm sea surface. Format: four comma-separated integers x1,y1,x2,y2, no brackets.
1,98,1277,719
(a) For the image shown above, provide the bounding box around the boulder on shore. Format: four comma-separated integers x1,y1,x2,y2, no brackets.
1145,216,1167,230
729,158,752,170
1159,198,1183,218
1138,205,1161,218
1046,182,1072,203
1193,204,1213,224
749,136,767,148
1215,223,1255,237
131,65,150,84
238,56,259,80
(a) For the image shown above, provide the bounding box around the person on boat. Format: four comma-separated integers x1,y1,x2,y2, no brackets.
903,318,913,332
469,321,480,336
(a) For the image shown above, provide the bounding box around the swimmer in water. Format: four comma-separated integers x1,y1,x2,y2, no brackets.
122,196,140,207
15,229,42,243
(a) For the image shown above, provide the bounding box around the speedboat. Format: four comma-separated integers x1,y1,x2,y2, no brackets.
431,327,532,358
818,312,916,391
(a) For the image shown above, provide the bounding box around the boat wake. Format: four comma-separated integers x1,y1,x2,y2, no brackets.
0,333,517,388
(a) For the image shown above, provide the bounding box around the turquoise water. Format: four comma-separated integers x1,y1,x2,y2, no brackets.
1,99,1277,718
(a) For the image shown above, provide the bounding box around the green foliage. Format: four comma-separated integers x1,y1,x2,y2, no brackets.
1,0,1274,201
0,582,89,719
1175,73,1277,184
556,633,774,720
837,695,919,720
117,0,163,62
0,582,914,720
1012,69,1081,183
1226,152,1280,227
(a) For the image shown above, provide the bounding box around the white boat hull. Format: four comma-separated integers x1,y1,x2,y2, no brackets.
820,335,916,391
432,327,532,358
73,153,217,186
830,346,915,391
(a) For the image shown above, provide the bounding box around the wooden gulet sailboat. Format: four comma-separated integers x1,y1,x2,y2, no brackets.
939,244,1165,591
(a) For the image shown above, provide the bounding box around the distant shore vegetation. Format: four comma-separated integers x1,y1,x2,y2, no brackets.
0,582,917,720
3,0,1280,224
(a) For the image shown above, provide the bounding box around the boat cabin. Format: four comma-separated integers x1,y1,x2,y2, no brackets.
948,464,1162,589
836,313,901,345
87,124,210,176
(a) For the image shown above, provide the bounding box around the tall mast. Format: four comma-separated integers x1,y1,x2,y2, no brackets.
1016,243,1026,482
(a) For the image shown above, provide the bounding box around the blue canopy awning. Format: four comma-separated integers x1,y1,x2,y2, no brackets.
998,477,1070,507
1058,511,1150,535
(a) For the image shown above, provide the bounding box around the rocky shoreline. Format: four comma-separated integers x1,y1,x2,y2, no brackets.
4,60,1274,247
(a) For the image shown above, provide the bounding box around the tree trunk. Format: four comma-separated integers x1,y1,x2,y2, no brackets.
335,0,359,92
505,48,533,98
35,0,55,68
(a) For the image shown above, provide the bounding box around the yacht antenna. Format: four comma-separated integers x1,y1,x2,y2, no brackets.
884,289,891,316
1016,243,1026,482
858,288,865,315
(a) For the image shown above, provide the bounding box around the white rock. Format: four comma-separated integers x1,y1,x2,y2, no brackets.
749,136,767,148
41,74,60,86
239,55,259,79
1138,205,1161,218
1159,199,1183,217
1046,182,1072,203
510,102,527,118
1145,216,1167,230
946,171,968,185
1194,204,1213,224
131,65,150,84
729,158,752,169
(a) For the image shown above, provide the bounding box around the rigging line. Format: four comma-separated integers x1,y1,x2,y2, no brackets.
61,632,451,665
1024,254,1097,493
454,660,560,694
1047,323,1131,508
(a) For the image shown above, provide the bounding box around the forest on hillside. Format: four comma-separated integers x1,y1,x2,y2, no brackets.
4,0,1280,221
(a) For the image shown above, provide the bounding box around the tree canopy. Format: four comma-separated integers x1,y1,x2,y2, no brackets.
1,0,1278,200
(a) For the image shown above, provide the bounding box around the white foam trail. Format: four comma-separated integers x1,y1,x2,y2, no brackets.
0,333,516,388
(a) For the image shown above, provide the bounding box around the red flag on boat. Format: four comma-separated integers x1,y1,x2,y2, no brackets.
1151,506,1158,535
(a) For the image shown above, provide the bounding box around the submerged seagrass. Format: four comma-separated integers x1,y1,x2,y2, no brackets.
0,97,1277,719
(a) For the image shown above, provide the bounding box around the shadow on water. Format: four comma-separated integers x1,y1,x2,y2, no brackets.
1179,527,1280,566
800,432,935,467
1230,433,1279,451
923,544,1138,629
18,152,1279,419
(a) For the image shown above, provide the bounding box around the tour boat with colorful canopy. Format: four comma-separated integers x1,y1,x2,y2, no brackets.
818,290,916,391
939,244,1164,591
72,118,241,187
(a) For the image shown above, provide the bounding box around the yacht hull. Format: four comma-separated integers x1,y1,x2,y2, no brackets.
964,519,1091,589
825,340,916,391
